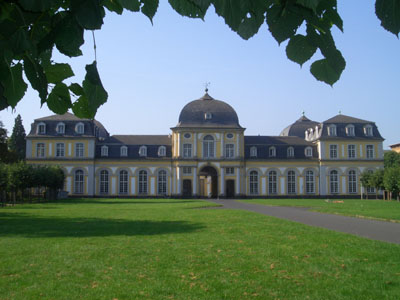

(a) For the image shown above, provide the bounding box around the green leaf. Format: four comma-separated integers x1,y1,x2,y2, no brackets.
266,3,304,44
168,0,210,19
286,34,317,66
46,83,72,114
23,56,48,102
45,63,74,84
72,95,96,119
82,61,108,115
69,83,84,96
324,7,343,32
310,57,343,86
71,0,105,30
141,0,159,22
296,0,321,13
9,28,32,55
376,0,400,37
18,0,54,12
0,63,27,108
119,0,141,11
102,0,124,14
55,14,84,57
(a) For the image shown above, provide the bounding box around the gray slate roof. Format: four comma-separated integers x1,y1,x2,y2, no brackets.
280,115,319,138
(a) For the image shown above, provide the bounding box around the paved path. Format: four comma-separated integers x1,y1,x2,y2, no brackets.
208,199,400,245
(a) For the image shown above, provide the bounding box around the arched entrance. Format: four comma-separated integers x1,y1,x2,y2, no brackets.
199,166,218,198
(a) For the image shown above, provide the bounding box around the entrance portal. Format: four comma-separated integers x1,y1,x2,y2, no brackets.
199,166,218,198
182,179,192,197
226,179,235,198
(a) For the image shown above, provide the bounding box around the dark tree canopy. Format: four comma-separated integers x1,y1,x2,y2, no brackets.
0,0,399,119
8,114,26,161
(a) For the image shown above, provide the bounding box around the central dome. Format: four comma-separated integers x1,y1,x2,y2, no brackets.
176,93,241,128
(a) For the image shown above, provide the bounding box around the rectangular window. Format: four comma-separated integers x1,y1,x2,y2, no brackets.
225,144,235,158
36,143,45,158
348,145,356,159
56,143,65,157
225,167,234,175
366,145,374,159
75,143,84,157
182,167,192,175
38,124,46,134
183,143,192,158
329,145,338,159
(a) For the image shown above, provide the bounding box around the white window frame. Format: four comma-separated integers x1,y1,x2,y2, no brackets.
346,125,355,136
366,144,374,159
328,125,337,136
249,171,258,195
182,167,192,175
36,143,45,158
287,147,294,158
158,146,166,157
100,170,109,194
138,170,148,194
203,135,215,158
183,143,192,158
119,170,129,194
225,167,235,175
75,143,84,158
250,146,257,158
101,146,108,157
120,146,128,157
56,143,65,157
75,122,84,134
305,147,313,157
139,146,147,157
204,112,212,120
364,125,373,137
330,144,338,159
56,122,65,134
37,122,46,134
348,170,357,194
157,170,167,195
305,170,315,194
287,170,296,194
348,144,356,159
268,170,277,194
269,146,276,157
330,170,339,194
225,144,235,158
74,170,84,194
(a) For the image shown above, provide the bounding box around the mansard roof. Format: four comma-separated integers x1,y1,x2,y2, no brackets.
104,135,172,145
323,114,372,124
280,115,319,138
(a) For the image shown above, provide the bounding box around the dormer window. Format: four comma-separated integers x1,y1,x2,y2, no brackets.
75,122,84,134
250,146,257,158
305,147,313,157
139,146,147,157
101,146,108,157
205,112,212,120
269,146,276,157
120,146,128,157
346,125,355,136
364,125,373,136
158,146,166,157
37,122,46,134
328,125,337,136
287,147,294,157
56,122,65,134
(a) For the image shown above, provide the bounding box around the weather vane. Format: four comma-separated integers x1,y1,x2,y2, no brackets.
339,110,342,115
302,110,305,116
204,82,211,93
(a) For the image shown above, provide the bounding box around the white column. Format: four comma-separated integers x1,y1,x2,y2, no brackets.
236,168,240,195
342,176,346,194
193,167,197,195
131,177,136,195
194,133,197,157
68,143,72,156
177,167,181,195
49,142,52,156
299,177,304,194
112,177,116,195
172,168,176,194
262,177,266,195
207,176,211,197
177,133,181,157
341,144,345,158
360,145,363,158
220,168,225,196
151,177,155,195
280,177,285,194
85,177,89,194
66,177,72,193
220,134,224,158
236,133,239,157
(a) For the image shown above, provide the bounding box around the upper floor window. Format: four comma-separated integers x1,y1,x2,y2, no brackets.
364,125,373,136
56,122,65,134
36,143,45,158
183,133,191,139
204,112,212,120
346,125,355,136
250,146,257,158
101,145,108,157
287,147,294,158
75,143,84,158
226,133,234,139
120,146,128,157
56,143,65,157
366,145,374,159
183,143,192,158
75,122,84,134
203,135,214,158
225,167,235,175
225,144,235,158
269,146,276,157
139,145,147,157
330,144,338,159
348,144,356,159
305,147,313,157
182,167,192,175
327,125,337,136
158,146,166,157
37,122,46,134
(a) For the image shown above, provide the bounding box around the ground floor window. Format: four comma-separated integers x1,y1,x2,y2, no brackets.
139,170,148,194
74,170,84,194
158,170,167,195
100,170,109,194
119,170,128,194
330,170,339,194
249,171,258,195
348,170,357,194
305,170,314,194
268,171,277,194
287,171,296,194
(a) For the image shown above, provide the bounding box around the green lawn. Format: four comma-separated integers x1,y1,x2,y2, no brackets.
1,198,399,300
241,199,400,222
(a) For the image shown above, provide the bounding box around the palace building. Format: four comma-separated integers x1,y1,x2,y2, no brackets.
26,92,384,198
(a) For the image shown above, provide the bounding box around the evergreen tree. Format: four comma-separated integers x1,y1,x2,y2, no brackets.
0,121,9,163
8,115,26,161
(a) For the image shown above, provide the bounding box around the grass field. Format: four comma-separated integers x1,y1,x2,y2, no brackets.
241,199,400,222
1,198,399,300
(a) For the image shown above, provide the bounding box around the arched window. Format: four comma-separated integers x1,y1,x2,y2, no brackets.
119,170,128,194
203,135,214,158
139,170,148,194
158,146,166,157
364,124,373,136
330,170,339,194
287,170,296,194
269,147,276,157
250,146,257,158
37,122,46,134
101,146,108,157
158,170,167,195
346,124,355,136
74,170,84,194
305,170,314,194
268,170,277,194
249,171,258,195
139,146,147,157
75,122,84,134
56,122,65,134
100,170,109,194
287,147,294,157
305,147,313,157
120,146,128,157
36,143,45,158
348,170,357,194
328,125,337,136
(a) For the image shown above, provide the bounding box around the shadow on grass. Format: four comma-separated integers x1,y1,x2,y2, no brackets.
0,213,205,238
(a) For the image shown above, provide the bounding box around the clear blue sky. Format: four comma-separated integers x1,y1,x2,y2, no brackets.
1,1,399,149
